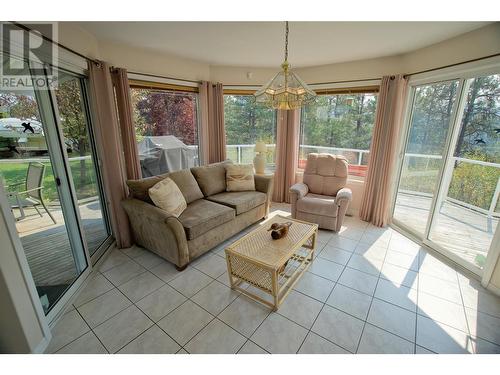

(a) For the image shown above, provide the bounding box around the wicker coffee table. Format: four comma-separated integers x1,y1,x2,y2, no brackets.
225,215,318,310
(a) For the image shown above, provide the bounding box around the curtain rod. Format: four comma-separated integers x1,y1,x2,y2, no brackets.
403,52,500,78
12,22,100,65
224,77,382,88
308,77,382,85
127,70,201,84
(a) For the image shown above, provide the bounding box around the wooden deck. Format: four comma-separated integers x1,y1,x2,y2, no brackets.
394,192,498,268
15,201,108,287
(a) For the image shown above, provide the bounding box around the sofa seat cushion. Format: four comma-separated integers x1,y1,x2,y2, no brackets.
207,191,267,215
296,193,338,218
178,199,235,240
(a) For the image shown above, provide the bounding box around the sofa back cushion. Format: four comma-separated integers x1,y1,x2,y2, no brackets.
168,169,204,203
303,153,348,196
148,177,187,217
127,169,203,204
191,160,232,197
225,164,256,192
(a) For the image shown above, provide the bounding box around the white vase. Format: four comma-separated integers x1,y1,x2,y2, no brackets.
253,153,266,174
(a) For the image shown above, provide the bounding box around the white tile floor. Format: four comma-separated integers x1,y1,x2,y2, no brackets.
45,204,500,354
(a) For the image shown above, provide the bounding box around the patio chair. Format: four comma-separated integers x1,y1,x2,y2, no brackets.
6,162,56,224
289,153,352,231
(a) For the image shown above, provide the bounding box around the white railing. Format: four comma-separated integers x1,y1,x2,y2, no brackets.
226,144,277,165
299,145,370,166
401,153,500,219
226,144,370,166
0,155,92,164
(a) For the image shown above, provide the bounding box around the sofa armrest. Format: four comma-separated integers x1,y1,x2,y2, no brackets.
334,187,352,232
254,174,274,216
121,198,189,267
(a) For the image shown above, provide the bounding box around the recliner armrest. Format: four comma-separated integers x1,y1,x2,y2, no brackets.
334,187,352,232
289,183,309,199
335,187,352,206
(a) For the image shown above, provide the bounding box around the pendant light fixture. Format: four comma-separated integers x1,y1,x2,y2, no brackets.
254,21,316,110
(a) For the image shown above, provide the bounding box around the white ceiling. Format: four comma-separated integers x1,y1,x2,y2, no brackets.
76,22,489,68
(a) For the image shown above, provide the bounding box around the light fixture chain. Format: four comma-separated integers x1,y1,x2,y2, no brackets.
284,21,289,62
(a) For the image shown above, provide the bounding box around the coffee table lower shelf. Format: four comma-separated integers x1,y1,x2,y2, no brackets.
226,246,315,311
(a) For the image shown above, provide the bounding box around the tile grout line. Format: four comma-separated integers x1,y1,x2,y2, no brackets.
52,307,110,354
456,269,475,353
413,249,421,354
295,228,362,354
353,228,392,354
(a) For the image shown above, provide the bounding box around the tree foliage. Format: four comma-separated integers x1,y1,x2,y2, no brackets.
130,88,197,145
54,75,91,187
0,91,40,121
224,95,276,145
299,93,377,151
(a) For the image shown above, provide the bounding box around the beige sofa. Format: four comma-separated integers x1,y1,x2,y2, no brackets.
122,161,274,270
290,153,352,231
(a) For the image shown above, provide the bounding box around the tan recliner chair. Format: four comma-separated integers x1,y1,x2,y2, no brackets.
290,153,352,231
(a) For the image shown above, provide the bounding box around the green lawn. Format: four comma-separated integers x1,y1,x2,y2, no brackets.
0,159,98,202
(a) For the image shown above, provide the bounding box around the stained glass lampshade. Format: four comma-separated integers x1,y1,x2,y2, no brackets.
254,61,316,110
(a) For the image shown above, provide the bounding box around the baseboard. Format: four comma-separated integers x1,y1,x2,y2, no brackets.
34,335,51,354
346,208,359,217
486,283,500,297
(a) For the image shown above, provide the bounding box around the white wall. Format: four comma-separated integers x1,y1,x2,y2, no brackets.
97,39,211,81
0,184,50,353
402,23,500,75
58,22,211,81
58,22,100,60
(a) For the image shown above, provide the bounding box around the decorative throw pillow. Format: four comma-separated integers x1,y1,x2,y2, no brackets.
225,164,255,192
148,177,187,217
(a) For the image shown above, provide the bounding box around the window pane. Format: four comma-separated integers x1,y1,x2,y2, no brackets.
130,88,199,176
393,80,459,235
224,95,277,170
54,71,110,256
298,93,377,177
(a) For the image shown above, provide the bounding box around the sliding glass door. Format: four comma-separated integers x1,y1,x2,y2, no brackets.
0,61,88,314
0,57,111,317
393,73,500,275
428,74,500,270
53,70,110,256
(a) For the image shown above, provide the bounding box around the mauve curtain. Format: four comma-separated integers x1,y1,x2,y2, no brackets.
88,61,132,248
359,75,408,227
273,109,300,203
200,81,226,164
111,68,141,180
